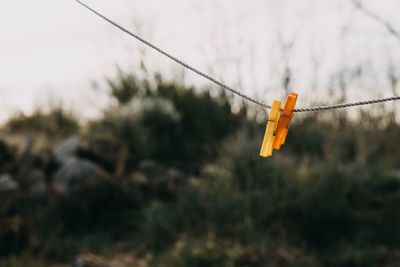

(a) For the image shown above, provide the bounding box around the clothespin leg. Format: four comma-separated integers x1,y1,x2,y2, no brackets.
273,92,298,150
260,100,282,157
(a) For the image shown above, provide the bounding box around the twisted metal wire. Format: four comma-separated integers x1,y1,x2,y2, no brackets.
294,96,400,112
74,0,271,109
74,0,400,112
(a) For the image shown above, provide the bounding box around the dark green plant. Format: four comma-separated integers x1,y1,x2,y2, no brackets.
5,107,79,138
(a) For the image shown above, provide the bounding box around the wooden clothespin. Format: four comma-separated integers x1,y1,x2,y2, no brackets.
273,92,298,150
260,92,298,157
260,100,282,157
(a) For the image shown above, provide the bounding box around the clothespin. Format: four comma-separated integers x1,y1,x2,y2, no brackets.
273,92,298,150
260,100,282,157
260,92,298,158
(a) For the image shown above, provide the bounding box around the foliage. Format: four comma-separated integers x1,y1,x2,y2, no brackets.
88,73,245,173
1,73,400,266
5,107,79,138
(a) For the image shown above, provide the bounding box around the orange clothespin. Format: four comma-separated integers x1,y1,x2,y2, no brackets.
273,92,298,150
260,100,282,157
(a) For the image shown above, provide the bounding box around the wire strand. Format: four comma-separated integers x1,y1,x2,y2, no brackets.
74,0,271,109
293,96,400,112
74,0,400,112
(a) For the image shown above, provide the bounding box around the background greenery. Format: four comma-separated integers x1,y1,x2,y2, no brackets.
1,72,400,266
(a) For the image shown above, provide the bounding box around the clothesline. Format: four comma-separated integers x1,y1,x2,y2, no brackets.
74,0,400,113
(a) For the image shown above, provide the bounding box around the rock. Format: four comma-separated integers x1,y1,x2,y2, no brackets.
0,174,18,193
130,171,148,185
16,136,34,161
80,137,127,175
136,160,186,194
54,158,110,193
53,136,81,164
74,253,147,267
74,253,109,267
15,138,48,195
27,169,47,196
16,136,37,188
109,256,147,267
387,169,400,179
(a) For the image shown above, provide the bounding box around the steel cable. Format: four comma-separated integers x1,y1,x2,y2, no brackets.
74,0,400,112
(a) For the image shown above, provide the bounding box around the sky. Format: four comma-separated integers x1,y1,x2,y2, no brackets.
0,0,399,122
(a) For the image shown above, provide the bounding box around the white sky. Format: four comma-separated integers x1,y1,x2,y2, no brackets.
0,0,399,121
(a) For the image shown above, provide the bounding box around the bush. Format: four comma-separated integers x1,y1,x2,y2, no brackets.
88,73,246,173
5,107,79,138
2,72,400,266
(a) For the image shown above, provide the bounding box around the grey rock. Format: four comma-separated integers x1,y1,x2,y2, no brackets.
82,137,127,175
16,136,34,161
53,137,81,164
27,170,47,196
74,253,109,267
0,174,18,193
74,256,88,267
387,169,400,179
137,160,185,193
130,171,148,185
16,136,36,187
54,158,109,193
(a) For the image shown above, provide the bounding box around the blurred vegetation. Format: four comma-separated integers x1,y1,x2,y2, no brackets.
5,107,79,139
1,72,400,266
90,73,245,173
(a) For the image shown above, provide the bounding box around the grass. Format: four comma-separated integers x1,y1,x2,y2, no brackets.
1,73,400,266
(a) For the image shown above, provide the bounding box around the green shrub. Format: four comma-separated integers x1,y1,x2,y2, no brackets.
89,74,246,173
2,71,400,266
149,237,230,267
5,107,79,138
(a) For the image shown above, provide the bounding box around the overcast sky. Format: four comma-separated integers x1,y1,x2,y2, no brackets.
0,0,399,121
